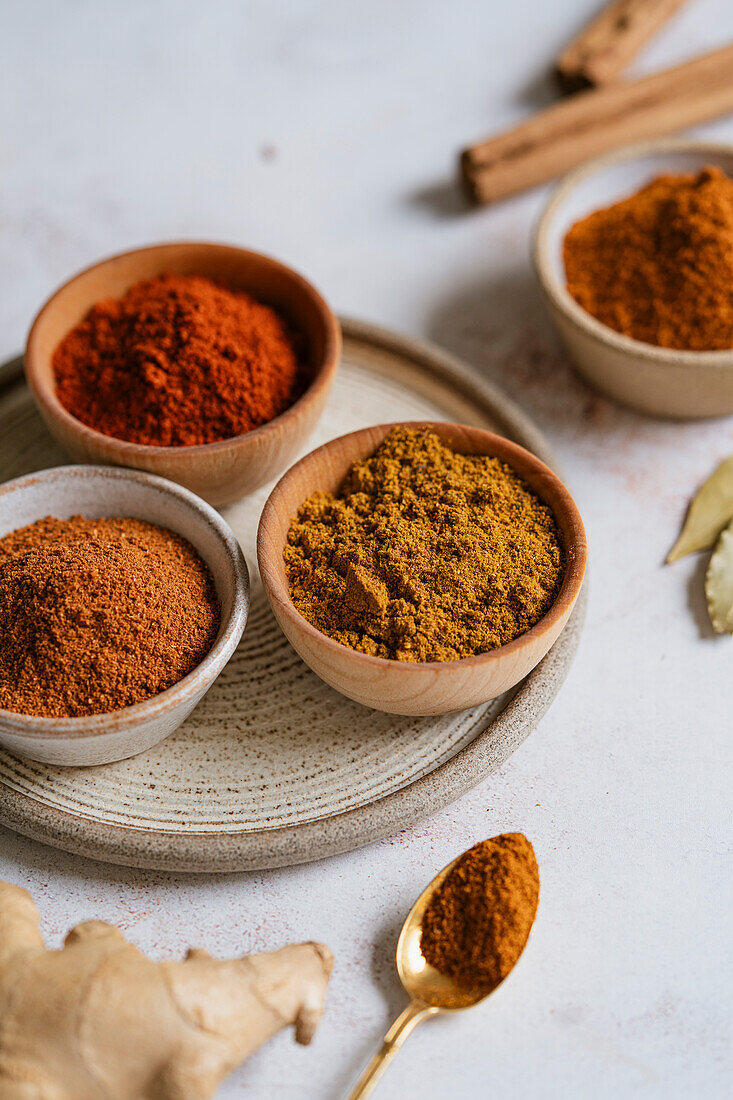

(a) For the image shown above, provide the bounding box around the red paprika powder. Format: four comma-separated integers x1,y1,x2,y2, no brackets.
52,273,303,446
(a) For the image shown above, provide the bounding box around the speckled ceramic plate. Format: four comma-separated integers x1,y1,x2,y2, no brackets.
0,320,585,872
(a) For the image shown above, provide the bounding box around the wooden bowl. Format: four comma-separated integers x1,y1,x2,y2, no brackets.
533,139,733,419
25,242,341,505
257,422,587,715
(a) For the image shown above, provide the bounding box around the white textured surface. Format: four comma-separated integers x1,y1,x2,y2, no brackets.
0,1,731,1097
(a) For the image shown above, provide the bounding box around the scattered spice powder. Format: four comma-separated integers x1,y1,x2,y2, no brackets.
285,428,564,662
0,516,220,718
52,273,303,446
420,834,539,991
564,166,733,350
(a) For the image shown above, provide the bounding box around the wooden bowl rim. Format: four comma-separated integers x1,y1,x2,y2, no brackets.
257,421,587,672
533,138,733,367
25,240,342,456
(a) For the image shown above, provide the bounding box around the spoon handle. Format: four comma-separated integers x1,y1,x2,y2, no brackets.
347,1000,439,1098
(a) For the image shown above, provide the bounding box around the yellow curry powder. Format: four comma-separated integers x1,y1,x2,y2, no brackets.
284,428,564,662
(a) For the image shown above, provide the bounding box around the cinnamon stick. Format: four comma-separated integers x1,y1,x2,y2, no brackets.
461,43,733,206
556,0,691,92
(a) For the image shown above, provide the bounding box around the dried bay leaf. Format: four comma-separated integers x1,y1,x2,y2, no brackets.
706,520,733,634
667,455,733,562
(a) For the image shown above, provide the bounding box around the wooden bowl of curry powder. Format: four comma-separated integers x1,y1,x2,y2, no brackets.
258,422,586,716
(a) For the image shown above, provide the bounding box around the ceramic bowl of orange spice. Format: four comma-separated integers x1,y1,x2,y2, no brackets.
258,422,586,716
533,139,733,419
25,242,341,505
0,464,249,766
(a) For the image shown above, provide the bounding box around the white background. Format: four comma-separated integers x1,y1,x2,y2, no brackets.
1,1,731,1096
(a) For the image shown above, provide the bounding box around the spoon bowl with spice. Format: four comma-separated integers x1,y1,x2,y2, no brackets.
25,242,341,506
534,139,733,419
258,422,586,716
348,833,539,1098
0,464,249,766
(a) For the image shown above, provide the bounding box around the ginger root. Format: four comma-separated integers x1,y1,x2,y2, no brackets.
0,881,333,1100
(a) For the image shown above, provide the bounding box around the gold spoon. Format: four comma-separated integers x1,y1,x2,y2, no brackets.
347,850,537,1098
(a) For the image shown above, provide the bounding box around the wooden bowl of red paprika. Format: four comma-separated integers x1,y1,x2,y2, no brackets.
25,243,341,506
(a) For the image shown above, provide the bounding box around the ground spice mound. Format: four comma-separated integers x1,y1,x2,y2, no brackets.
284,428,564,662
420,834,539,991
564,167,733,351
52,273,303,446
0,516,220,718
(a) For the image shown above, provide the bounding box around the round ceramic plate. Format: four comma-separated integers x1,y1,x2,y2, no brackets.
0,319,585,872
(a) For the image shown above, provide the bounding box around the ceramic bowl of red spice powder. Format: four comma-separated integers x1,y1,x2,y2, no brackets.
25,242,341,505
533,139,733,419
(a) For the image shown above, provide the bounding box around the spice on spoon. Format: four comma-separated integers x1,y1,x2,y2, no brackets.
420,833,539,991
53,273,304,446
285,428,564,662
564,167,733,351
347,835,540,1096
0,515,220,717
